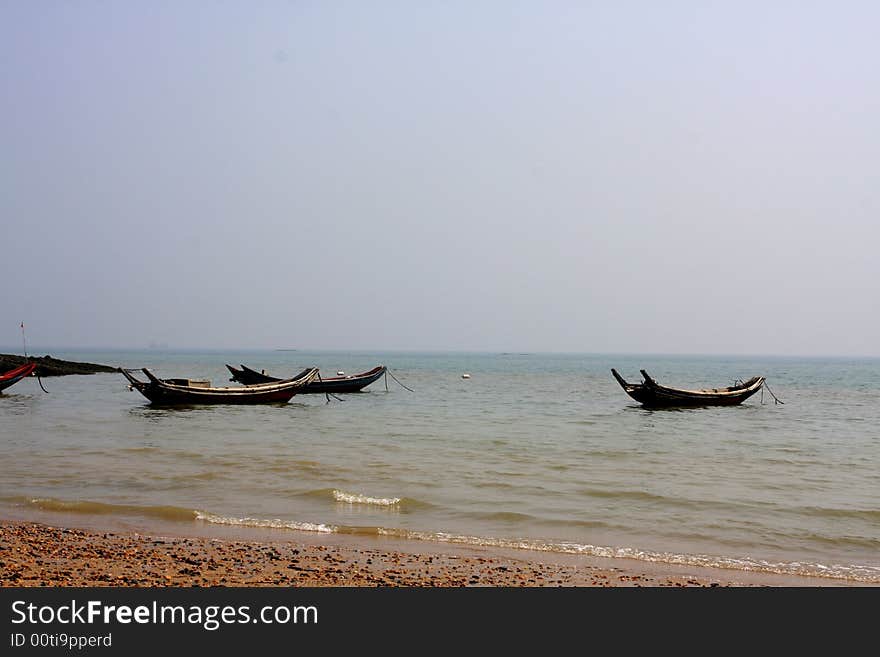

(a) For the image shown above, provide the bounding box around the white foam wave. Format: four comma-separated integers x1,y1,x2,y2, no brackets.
374,529,880,583
191,511,879,583
333,489,401,506
195,511,336,534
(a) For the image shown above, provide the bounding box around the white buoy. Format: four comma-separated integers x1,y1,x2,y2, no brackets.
461,373,471,379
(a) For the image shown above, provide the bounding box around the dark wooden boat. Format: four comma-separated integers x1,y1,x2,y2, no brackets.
225,364,310,386
121,366,320,406
0,362,37,393
226,363,387,394
611,368,765,408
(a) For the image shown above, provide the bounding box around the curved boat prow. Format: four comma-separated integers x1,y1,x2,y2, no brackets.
610,368,631,390
0,361,39,393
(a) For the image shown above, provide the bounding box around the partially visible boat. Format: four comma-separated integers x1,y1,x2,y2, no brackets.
0,362,37,393
121,367,320,406
226,363,387,394
611,368,765,408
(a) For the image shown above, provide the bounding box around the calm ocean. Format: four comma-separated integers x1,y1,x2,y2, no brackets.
1,350,878,583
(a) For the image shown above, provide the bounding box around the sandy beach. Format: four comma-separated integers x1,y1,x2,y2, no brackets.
0,518,851,588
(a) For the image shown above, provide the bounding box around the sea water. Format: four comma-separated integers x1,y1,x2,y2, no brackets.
1,349,878,583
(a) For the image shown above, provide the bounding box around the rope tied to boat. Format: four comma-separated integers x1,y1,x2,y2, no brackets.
762,381,784,405
315,371,345,403
386,369,414,392
20,323,46,392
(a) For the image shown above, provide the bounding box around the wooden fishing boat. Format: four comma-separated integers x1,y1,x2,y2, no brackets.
611,369,765,408
226,363,387,394
0,362,37,393
121,366,320,406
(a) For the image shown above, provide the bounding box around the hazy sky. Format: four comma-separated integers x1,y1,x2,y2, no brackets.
2,2,878,356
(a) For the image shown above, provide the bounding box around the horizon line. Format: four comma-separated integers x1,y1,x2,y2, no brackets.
1,346,878,361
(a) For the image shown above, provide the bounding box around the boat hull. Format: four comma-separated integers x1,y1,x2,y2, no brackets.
611,368,765,408
0,362,37,393
121,367,318,406
306,367,387,393
227,364,387,393
621,386,762,407
132,386,301,405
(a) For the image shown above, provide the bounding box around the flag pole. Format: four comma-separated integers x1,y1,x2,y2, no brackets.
21,321,27,357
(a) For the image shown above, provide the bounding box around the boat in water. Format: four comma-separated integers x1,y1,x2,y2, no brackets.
226,363,387,394
0,362,37,393
121,366,320,405
611,368,765,408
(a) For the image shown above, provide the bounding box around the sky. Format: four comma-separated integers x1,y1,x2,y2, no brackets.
2,1,878,356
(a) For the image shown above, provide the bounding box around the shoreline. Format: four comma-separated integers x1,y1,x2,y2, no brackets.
0,513,855,587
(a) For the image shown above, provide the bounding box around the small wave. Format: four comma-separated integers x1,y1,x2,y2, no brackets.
300,488,431,510
578,449,630,458
468,511,537,523
472,481,517,491
10,496,878,583
194,511,335,534
22,497,197,522
368,529,880,584
577,487,670,502
333,489,401,506
187,471,223,481
791,531,880,550
797,506,880,523
264,460,325,474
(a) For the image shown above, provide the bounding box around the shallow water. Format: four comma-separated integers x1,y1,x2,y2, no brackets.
1,349,878,582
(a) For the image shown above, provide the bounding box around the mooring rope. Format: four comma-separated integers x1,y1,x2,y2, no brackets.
764,381,784,404
386,368,413,392
317,371,331,404
19,323,46,392
315,371,344,403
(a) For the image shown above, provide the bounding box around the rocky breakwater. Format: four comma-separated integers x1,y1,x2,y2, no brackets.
0,353,118,377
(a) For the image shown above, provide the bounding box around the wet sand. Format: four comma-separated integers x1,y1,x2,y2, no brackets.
0,519,848,587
